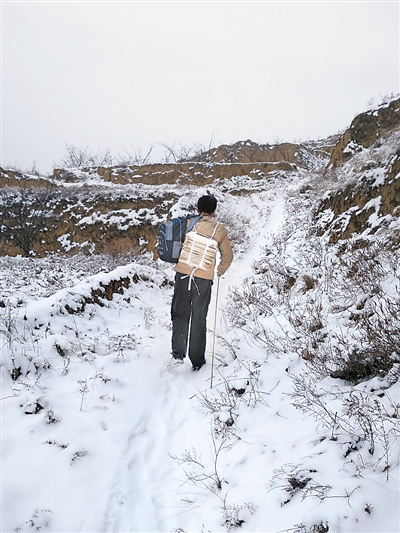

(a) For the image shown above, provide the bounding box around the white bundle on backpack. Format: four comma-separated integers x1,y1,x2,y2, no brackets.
180,224,219,271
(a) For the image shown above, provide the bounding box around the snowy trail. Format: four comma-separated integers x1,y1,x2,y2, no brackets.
100,190,287,532
101,362,219,531
101,365,205,532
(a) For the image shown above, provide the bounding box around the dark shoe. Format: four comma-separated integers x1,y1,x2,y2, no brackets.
172,352,185,360
192,360,206,372
169,352,185,367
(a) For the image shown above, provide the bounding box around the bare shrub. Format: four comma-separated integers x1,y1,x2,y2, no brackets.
170,424,232,494
116,145,153,166
215,209,254,253
59,144,113,168
285,523,330,533
15,509,53,532
271,464,332,505
0,185,57,256
291,375,400,479
222,501,256,531
97,239,146,267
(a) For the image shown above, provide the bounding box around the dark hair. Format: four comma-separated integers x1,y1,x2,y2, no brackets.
197,195,217,214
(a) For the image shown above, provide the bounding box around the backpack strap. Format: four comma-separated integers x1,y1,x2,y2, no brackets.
187,215,202,233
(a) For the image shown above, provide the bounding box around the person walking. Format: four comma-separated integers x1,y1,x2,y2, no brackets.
170,194,233,371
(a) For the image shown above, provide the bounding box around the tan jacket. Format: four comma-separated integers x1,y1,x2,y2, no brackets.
175,215,233,280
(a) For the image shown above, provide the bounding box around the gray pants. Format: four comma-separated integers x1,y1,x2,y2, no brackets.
171,273,213,368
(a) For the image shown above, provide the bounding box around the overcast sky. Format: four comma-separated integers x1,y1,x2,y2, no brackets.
1,1,399,174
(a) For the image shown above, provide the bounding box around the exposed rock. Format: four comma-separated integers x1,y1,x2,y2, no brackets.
328,97,400,168
316,129,400,242
0,186,176,257
64,275,136,314
52,137,337,185
189,139,334,166
54,160,296,186
0,167,51,188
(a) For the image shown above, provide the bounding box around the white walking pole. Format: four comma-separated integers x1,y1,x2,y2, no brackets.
210,276,220,389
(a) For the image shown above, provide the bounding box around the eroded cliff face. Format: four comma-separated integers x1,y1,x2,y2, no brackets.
0,168,50,188
316,127,400,243
189,138,338,167
0,135,337,257
53,160,295,186
51,137,337,186
313,97,400,243
328,98,400,169
1,98,399,257
0,185,177,257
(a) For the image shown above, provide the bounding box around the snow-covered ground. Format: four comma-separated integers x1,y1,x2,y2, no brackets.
1,172,399,533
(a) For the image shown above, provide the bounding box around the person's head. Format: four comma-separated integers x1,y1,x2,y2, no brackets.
197,195,217,215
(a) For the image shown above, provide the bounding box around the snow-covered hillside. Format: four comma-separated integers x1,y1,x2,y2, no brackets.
1,137,400,533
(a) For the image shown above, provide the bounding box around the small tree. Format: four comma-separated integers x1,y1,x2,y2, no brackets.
159,133,218,164
60,144,114,168
116,145,153,166
159,142,194,164
0,186,56,256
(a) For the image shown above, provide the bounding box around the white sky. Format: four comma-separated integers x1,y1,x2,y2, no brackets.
1,1,399,174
